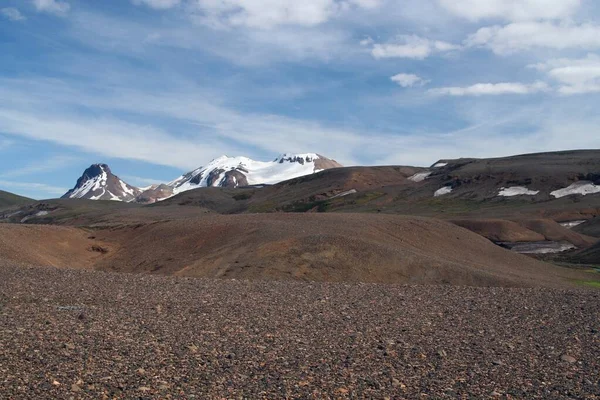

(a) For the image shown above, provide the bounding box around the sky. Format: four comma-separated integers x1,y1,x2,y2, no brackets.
1,0,600,199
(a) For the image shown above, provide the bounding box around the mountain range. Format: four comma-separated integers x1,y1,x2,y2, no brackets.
61,153,342,203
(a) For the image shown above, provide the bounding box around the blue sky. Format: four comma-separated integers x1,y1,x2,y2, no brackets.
1,0,600,199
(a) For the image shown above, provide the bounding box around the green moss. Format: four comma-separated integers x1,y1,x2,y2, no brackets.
574,280,600,288
247,202,277,213
233,192,253,201
354,192,385,205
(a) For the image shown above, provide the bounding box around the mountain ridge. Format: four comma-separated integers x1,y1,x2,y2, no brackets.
62,153,343,203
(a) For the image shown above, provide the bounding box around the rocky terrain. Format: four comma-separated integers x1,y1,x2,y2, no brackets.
1,262,598,399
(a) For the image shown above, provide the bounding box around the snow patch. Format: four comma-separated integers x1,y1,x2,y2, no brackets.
502,241,576,254
408,171,431,182
498,186,539,197
559,220,587,229
551,181,600,198
331,189,357,199
433,162,448,168
434,186,453,197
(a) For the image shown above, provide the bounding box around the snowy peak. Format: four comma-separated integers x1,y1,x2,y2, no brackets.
62,164,141,202
169,153,342,194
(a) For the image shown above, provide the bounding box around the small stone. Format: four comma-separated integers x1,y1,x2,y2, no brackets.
52,380,61,386
492,360,503,366
71,384,82,392
138,387,152,392
437,349,447,358
561,354,577,363
491,390,502,397
137,368,146,375
392,378,406,389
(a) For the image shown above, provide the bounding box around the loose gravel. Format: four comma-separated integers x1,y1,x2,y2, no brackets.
1,262,599,399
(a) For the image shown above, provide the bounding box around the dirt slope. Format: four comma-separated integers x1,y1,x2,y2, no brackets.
452,218,598,248
0,224,109,268
1,213,591,287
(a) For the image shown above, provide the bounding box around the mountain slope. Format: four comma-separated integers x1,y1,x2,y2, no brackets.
168,153,342,194
0,190,34,209
62,164,141,202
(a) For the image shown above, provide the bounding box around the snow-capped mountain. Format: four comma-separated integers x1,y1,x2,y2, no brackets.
62,164,141,202
168,153,342,195
61,153,342,202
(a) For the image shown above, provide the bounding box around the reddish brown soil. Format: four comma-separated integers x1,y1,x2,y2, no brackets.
1,213,597,288
452,218,598,248
0,224,110,269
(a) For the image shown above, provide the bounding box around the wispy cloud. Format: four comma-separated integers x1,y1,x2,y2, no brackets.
391,73,429,88
33,0,71,16
429,81,550,96
1,7,26,21
132,0,181,10
0,180,67,197
530,54,600,95
370,35,460,59
467,22,600,54
438,0,581,22
0,155,79,178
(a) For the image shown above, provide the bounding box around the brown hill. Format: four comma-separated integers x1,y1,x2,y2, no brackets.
0,189,34,210
1,213,597,288
0,224,107,268
452,218,598,248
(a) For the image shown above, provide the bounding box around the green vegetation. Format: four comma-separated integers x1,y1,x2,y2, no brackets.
0,190,34,209
281,199,331,213
354,191,386,206
574,280,600,288
233,192,253,201
247,202,278,213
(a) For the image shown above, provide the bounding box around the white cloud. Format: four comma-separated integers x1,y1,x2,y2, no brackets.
438,0,581,22
1,7,26,21
371,35,460,59
429,81,550,96
2,77,600,173
531,54,600,94
33,0,70,16
467,22,600,54
391,73,428,88
188,0,380,29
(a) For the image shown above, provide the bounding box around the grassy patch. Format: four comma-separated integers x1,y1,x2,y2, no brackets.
281,199,330,213
233,192,253,201
574,280,600,288
354,191,386,206
247,202,277,213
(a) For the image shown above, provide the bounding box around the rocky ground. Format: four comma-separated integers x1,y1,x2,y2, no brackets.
1,262,599,399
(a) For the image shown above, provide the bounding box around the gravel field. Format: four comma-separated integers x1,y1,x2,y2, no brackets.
1,262,599,399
